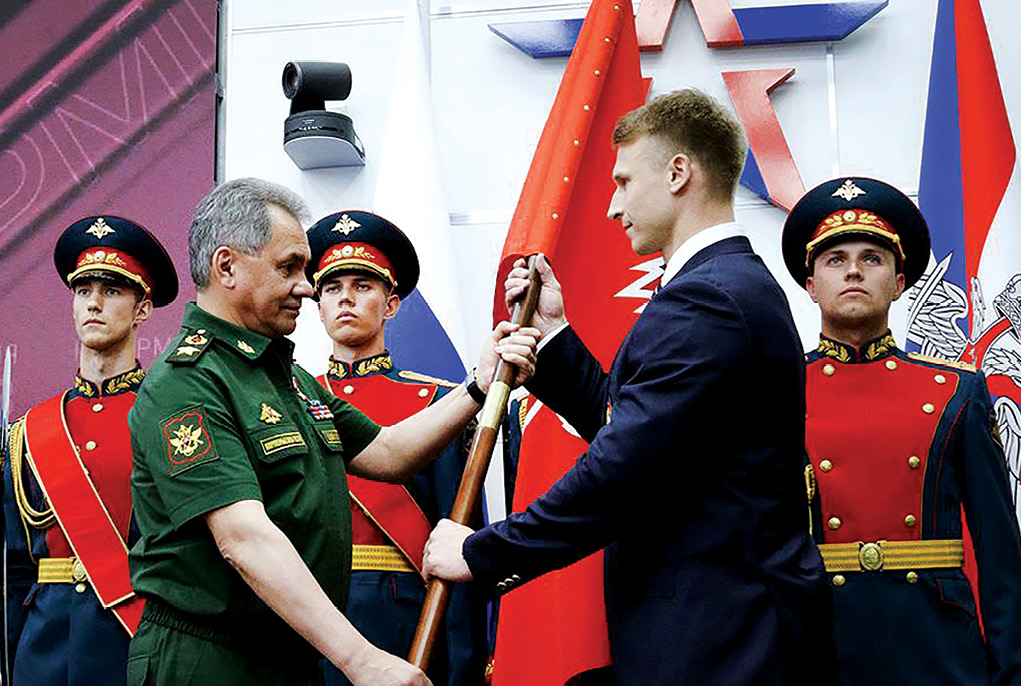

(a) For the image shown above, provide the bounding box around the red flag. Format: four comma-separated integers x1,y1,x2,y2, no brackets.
491,1,649,683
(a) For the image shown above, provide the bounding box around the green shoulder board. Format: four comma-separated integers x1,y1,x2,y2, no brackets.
168,330,214,365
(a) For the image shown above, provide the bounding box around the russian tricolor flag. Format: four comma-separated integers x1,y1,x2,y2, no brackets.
911,0,1021,518
375,0,468,384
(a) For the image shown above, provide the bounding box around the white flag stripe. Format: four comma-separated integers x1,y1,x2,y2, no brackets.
975,162,1021,331
373,0,468,368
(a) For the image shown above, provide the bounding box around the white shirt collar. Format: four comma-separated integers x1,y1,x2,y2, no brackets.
660,221,747,287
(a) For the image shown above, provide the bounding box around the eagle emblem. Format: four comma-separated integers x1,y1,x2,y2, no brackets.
260,403,283,424
831,179,866,202
331,214,361,235
169,423,204,458
85,218,115,239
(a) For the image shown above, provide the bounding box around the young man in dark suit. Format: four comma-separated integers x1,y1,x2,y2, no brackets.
424,89,833,684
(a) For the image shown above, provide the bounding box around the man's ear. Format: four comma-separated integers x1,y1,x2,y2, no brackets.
211,246,237,288
891,272,906,302
383,294,401,320
668,152,692,195
806,275,819,304
133,298,153,328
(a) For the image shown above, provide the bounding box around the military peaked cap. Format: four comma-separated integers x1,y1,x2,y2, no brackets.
782,177,931,289
54,215,178,307
306,211,419,299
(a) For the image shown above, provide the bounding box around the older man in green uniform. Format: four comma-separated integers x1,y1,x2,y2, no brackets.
126,178,537,686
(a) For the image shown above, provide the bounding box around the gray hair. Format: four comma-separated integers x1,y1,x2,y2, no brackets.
189,177,311,288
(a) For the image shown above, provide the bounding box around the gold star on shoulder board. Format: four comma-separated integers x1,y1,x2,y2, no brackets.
85,217,115,239
331,214,361,235
831,179,866,202
259,403,283,424
237,340,255,354
175,345,200,357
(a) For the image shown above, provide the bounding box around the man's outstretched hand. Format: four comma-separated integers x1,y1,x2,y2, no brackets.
475,322,541,391
422,519,474,583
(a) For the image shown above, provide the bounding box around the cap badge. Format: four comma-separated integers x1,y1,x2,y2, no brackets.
79,250,127,268
324,245,374,266
85,218,115,239
332,214,361,235
832,180,866,202
237,340,255,354
259,403,283,424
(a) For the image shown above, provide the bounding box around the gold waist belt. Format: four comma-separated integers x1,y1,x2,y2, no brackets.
818,539,964,573
351,544,416,573
38,557,88,583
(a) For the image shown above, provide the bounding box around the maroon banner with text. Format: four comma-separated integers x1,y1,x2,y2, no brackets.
0,0,217,416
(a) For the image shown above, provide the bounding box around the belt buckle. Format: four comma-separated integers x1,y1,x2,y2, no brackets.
71,559,87,583
858,542,884,571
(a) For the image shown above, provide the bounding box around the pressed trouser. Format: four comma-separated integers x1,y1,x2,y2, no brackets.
127,601,322,686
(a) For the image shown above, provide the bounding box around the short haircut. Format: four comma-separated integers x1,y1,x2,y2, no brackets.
189,177,310,289
613,89,747,201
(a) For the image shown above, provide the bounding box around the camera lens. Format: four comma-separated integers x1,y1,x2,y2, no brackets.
282,62,301,99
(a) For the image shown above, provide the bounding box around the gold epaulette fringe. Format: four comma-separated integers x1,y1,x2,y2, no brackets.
518,396,529,431
9,416,56,546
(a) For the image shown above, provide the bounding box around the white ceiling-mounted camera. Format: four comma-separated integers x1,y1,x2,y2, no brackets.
282,61,365,170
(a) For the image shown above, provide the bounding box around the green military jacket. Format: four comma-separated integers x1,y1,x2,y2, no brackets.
128,303,379,634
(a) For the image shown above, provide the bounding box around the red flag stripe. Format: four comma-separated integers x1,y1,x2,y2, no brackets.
955,0,1015,284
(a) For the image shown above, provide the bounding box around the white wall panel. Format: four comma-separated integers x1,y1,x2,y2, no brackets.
223,0,1021,389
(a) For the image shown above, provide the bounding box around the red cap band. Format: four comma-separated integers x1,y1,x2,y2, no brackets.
313,241,397,290
69,247,153,297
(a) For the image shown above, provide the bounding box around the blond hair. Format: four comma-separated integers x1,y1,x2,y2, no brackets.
613,89,746,201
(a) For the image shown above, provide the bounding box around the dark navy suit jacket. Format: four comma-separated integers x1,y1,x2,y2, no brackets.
464,236,833,684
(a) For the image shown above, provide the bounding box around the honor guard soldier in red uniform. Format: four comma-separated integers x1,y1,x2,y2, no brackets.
783,177,1021,685
3,216,177,686
307,211,507,686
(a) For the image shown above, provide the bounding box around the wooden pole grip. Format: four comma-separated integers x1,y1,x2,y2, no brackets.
408,257,543,671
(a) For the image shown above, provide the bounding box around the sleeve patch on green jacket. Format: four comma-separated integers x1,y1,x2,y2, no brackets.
162,405,218,476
